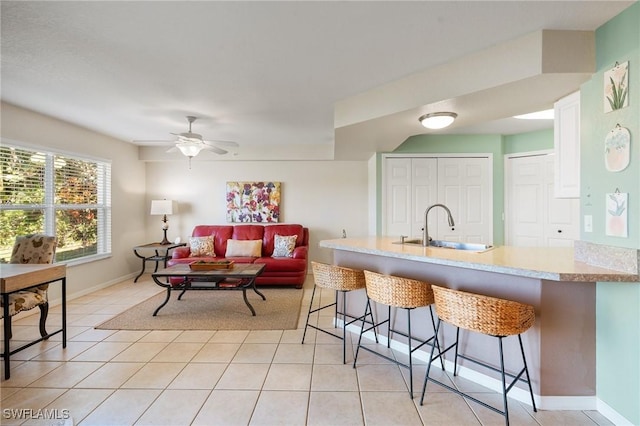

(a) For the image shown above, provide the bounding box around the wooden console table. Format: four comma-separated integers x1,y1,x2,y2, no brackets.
1,263,67,379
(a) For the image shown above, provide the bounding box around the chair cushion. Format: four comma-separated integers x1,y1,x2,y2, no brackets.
11,234,57,264
0,291,47,318
9,234,57,296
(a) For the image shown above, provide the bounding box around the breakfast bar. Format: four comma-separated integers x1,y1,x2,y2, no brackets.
319,237,638,409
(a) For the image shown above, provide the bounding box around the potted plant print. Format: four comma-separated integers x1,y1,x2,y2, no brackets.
604,61,629,112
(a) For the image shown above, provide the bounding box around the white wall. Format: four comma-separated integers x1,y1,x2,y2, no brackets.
1,101,373,299
1,102,147,299
145,158,371,265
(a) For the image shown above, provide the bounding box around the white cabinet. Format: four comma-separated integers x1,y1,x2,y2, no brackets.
554,91,581,198
383,156,493,244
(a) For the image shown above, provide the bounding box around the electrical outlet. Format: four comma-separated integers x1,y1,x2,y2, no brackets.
584,215,593,233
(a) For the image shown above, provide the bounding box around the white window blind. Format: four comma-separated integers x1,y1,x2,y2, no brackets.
0,143,111,263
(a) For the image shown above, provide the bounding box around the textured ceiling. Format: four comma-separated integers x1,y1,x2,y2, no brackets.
1,1,635,160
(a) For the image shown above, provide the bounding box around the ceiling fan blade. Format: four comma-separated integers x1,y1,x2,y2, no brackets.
206,139,239,148
133,140,175,146
166,146,178,153
202,144,228,155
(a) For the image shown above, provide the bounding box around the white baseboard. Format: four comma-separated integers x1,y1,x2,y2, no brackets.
343,320,631,424
49,272,138,307
596,399,635,426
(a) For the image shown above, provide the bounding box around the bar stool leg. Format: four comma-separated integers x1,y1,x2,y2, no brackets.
334,289,339,327
453,327,461,376
341,290,348,364
386,305,392,348
420,317,443,405
519,334,537,412
428,306,445,370
301,284,319,344
353,298,373,367
498,337,510,426
407,308,414,399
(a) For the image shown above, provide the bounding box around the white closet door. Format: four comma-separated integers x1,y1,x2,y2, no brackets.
385,158,412,239
411,158,438,239
543,155,580,246
505,154,546,246
505,153,579,247
437,157,493,244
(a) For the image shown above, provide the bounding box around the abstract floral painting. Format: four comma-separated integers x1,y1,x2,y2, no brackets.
604,61,629,112
226,181,281,223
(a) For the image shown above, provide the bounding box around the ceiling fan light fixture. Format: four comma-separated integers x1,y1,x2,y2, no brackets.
176,141,204,158
419,112,457,129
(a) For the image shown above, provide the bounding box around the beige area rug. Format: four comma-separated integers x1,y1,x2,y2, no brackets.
95,288,304,331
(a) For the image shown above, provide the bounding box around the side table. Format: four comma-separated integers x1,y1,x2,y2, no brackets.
133,242,186,282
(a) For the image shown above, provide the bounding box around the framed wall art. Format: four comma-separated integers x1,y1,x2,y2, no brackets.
605,191,628,238
226,181,281,223
604,61,629,112
604,124,631,172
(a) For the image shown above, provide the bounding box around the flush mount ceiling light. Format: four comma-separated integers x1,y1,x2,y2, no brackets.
513,109,554,120
419,112,458,129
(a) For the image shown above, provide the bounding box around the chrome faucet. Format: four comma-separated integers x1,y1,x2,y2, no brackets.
423,204,455,246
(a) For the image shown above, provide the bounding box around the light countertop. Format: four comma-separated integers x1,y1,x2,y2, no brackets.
319,237,639,282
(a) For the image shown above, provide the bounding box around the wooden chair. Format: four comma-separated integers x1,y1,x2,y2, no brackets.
1,234,57,339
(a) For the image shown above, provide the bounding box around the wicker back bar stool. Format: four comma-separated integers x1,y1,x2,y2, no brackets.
420,285,537,425
353,270,442,399
302,262,377,364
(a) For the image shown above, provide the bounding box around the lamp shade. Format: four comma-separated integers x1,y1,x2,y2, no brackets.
419,112,457,130
150,199,175,215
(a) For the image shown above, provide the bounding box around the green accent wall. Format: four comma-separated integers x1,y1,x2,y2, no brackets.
584,3,640,424
503,128,554,154
376,130,553,245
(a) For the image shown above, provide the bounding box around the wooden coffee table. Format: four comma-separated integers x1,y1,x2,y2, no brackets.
151,263,266,316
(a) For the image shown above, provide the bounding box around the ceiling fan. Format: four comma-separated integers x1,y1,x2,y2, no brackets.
166,116,239,161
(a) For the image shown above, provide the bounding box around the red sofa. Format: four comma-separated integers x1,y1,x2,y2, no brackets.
168,224,309,288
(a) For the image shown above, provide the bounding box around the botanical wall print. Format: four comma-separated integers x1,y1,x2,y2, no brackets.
604,124,631,172
604,61,629,112
226,181,281,223
605,192,628,238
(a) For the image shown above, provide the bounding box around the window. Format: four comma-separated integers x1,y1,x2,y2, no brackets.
0,143,111,263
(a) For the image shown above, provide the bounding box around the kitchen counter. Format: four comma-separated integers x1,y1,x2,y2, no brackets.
318,237,638,409
319,237,639,282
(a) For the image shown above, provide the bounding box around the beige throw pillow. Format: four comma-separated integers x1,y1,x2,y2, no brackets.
272,234,297,258
189,236,215,257
225,239,262,257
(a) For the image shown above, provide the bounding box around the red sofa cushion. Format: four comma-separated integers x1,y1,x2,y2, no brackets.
232,225,265,242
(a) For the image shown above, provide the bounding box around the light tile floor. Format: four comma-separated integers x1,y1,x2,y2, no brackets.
1,275,614,426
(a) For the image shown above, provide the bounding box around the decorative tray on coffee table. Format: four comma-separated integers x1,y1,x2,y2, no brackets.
189,260,235,271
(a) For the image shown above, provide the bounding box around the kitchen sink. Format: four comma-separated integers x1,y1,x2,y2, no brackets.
393,239,493,252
